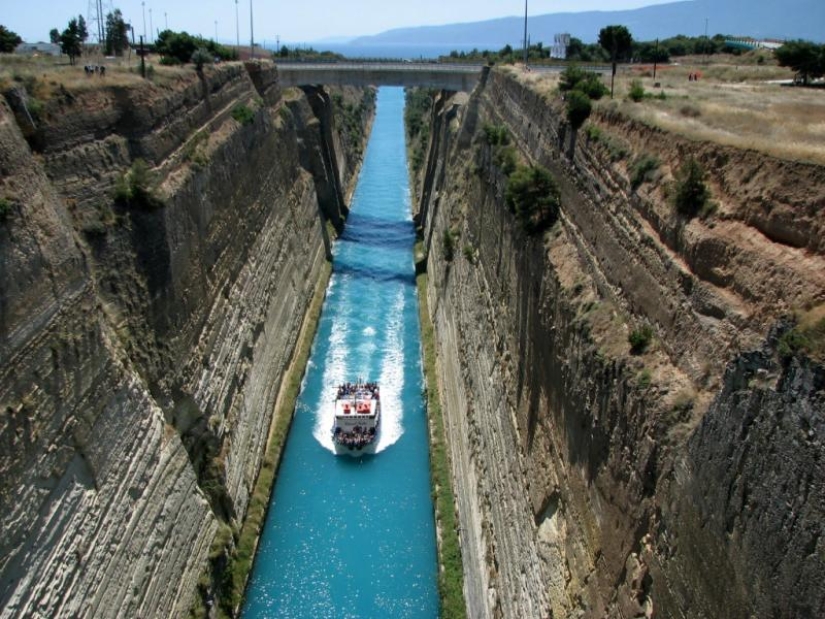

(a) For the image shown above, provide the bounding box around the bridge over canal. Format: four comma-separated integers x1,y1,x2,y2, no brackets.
273,61,609,90
274,61,488,90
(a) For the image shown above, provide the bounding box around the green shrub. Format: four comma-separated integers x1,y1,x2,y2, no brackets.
231,104,255,126
113,159,164,210
505,164,561,235
0,197,12,222
494,145,517,175
673,157,710,218
191,47,213,72
565,89,592,131
559,65,609,100
584,125,603,142
463,243,475,263
629,325,654,354
482,123,509,146
629,153,660,190
637,368,652,388
183,130,209,167
442,228,457,261
628,79,645,102
778,317,825,362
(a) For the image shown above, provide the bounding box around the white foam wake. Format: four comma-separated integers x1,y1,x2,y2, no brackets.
312,287,406,454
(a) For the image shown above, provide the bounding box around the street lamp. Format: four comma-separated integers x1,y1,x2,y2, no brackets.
235,0,240,55
164,12,168,31
214,20,218,42
149,8,153,43
142,1,146,42
249,0,255,60
523,0,529,68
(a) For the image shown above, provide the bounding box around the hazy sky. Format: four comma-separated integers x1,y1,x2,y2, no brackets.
8,0,681,44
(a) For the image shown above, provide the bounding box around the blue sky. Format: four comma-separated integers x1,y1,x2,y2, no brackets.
8,0,679,44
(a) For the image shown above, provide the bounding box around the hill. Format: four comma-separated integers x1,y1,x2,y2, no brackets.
350,0,824,47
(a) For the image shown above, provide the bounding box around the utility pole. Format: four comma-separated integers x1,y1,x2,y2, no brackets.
142,1,146,43
235,0,240,55
249,0,255,59
214,20,218,43
164,12,167,31
653,37,659,80
139,35,146,78
704,17,709,64
523,0,529,68
149,8,153,44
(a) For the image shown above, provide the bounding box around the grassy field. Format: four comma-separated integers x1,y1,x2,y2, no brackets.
511,53,825,165
0,53,199,96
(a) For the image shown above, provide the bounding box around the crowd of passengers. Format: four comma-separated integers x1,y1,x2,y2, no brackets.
333,425,377,447
337,382,379,399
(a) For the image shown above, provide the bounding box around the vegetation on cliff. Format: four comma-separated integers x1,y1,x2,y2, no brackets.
190,263,333,619
416,242,468,619
113,159,165,210
505,164,561,234
404,88,434,176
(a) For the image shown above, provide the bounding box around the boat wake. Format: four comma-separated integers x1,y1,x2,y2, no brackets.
313,288,406,454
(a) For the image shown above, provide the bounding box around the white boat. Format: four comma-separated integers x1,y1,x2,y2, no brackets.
332,381,381,455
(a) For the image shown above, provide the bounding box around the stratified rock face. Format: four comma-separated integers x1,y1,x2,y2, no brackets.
417,71,824,618
0,64,373,617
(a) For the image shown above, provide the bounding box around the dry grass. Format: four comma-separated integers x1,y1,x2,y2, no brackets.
606,60,825,165
509,54,825,165
0,53,196,98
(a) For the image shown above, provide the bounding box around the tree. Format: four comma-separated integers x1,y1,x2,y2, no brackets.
598,25,633,98
49,28,60,45
775,40,825,85
674,158,710,218
0,25,22,53
77,15,88,44
559,65,608,100
60,18,83,65
191,47,213,73
505,165,561,234
565,90,592,159
105,10,130,56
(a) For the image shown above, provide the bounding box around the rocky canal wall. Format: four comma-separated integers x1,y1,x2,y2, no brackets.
418,70,824,618
0,62,373,617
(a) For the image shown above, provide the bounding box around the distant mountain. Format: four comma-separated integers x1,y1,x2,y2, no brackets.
350,0,824,47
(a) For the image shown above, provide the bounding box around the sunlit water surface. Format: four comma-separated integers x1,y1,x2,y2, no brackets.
241,87,438,619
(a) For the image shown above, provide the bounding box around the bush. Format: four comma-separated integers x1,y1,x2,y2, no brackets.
0,197,12,222
628,79,645,102
483,124,509,146
559,65,609,100
679,104,701,118
463,244,475,263
442,228,457,261
565,90,592,131
113,159,164,210
505,164,561,235
673,157,710,218
231,104,255,126
778,316,825,362
191,47,213,72
629,325,654,354
584,125,603,142
629,153,660,190
493,145,517,175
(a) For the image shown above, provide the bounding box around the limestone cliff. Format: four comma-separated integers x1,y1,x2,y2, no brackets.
417,70,824,618
0,62,373,617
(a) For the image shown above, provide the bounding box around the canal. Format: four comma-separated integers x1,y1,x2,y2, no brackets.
241,87,439,618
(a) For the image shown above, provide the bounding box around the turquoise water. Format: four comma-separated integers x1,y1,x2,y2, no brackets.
241,88,439,619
